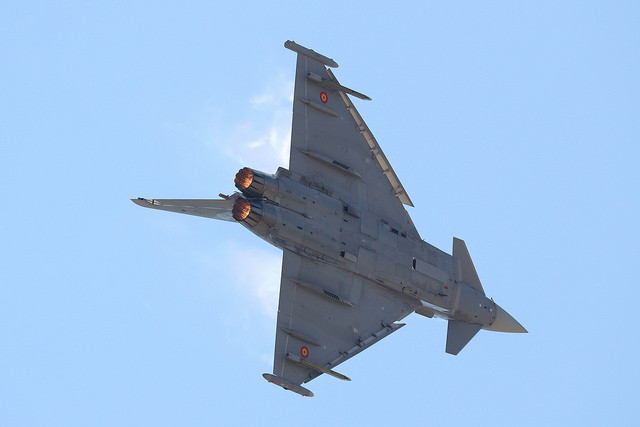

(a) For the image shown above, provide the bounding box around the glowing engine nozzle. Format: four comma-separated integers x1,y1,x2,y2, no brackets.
232,198,252,221
233,167,279,199
231,197,274,231
234,168,254,192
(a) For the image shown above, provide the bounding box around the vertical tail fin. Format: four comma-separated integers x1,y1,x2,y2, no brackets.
446,320,482,355
453,237,485,295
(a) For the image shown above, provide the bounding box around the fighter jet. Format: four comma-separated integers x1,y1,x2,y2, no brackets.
132,40,527,397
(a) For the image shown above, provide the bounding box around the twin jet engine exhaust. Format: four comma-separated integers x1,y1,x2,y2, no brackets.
231,167,276,230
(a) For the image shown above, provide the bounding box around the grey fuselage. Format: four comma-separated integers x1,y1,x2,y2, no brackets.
233,166,497,330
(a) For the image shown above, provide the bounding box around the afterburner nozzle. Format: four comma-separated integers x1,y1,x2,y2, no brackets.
233,167,279,200
234,167,254,192
232,198,252,221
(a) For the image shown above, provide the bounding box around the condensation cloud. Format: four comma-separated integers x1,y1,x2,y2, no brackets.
221,75,293,172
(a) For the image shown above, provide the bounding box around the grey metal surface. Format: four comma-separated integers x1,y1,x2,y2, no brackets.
288,54,418,236
273,250,412,387
131,197,236,221
132,40,527,397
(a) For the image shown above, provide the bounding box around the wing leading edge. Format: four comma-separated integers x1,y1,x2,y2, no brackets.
285,40,418,239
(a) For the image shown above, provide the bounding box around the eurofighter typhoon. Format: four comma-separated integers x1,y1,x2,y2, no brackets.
132,41,527,397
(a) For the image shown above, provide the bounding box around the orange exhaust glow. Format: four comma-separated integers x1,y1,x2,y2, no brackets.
234,168,253,191
232,198,252,221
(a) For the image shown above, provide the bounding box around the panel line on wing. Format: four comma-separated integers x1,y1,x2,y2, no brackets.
289,277,354,307
297,97,338,117
279,327,321,346
297,149,362,178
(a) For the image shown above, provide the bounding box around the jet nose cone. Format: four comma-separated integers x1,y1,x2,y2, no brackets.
485,303,527,333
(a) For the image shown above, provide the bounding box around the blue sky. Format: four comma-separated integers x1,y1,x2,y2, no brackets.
2,2,639,425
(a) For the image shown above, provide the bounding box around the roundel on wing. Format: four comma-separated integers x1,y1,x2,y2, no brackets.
301,346,309,358
320,92,328,104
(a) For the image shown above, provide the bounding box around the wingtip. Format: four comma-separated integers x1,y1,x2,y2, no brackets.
262,373,314,397
131,197,157,208
284,40,339,68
